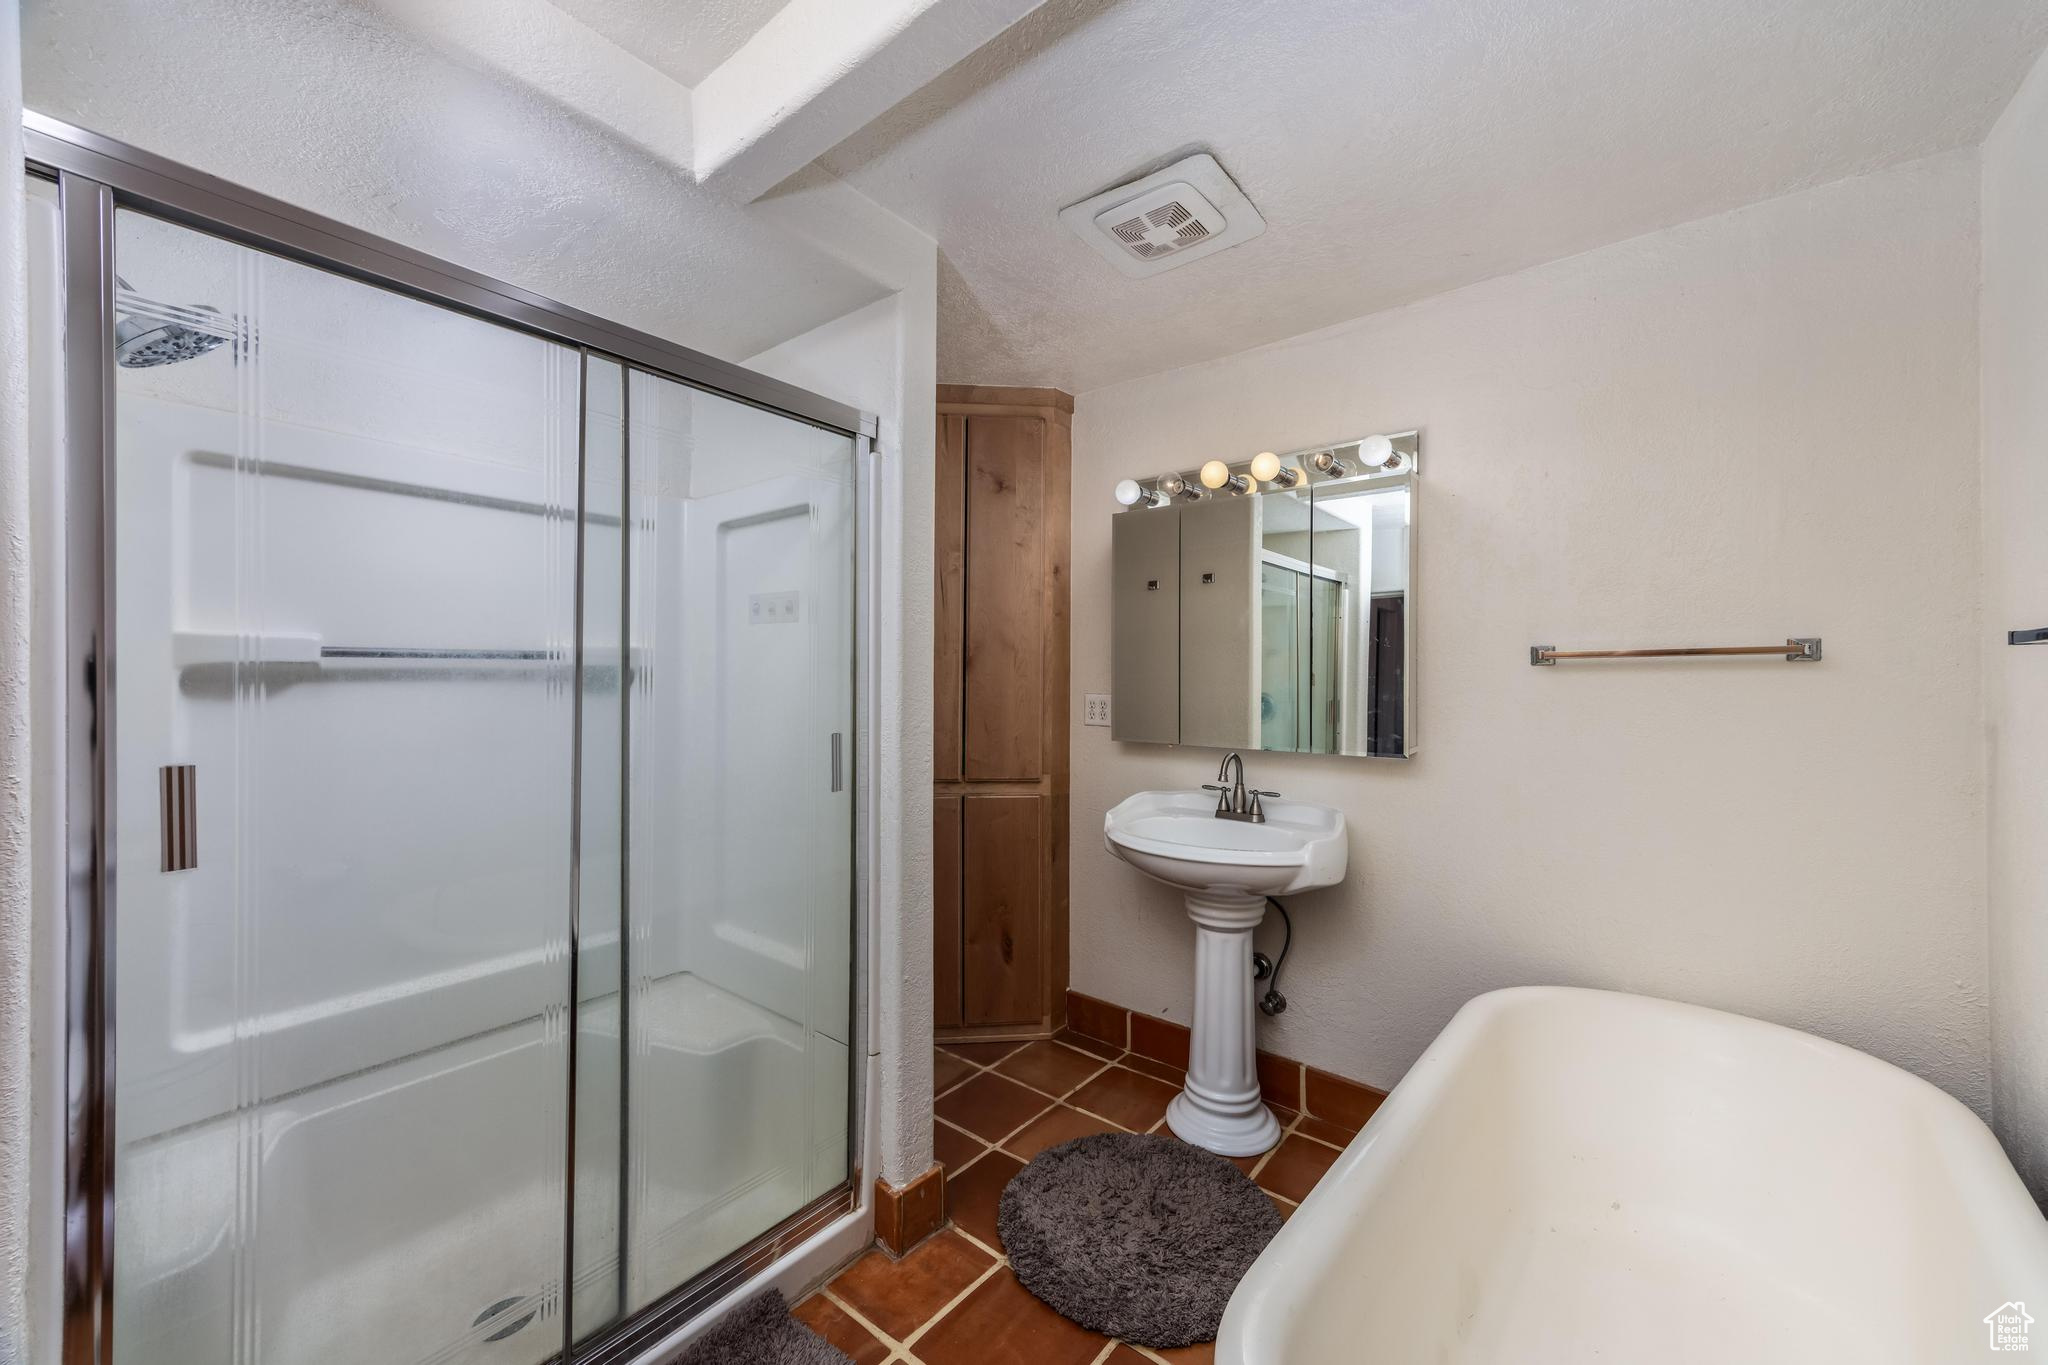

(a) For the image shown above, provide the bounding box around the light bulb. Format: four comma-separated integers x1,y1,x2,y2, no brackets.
1114,478,1145,506
1199,459,1232,490
1359,434,1394,469
1249,450,1299,487
1158,472,1186,497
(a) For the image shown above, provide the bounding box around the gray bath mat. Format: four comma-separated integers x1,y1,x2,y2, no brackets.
675,1289,853,1365
998,1131,1282,1349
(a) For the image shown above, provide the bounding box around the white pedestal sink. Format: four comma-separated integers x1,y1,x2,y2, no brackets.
1103,790,1348,1156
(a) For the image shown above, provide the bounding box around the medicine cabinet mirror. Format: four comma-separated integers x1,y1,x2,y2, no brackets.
1111,431,1417,759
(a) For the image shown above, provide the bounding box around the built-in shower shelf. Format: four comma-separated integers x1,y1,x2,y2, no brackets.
171,631,322,668
172,631,629,670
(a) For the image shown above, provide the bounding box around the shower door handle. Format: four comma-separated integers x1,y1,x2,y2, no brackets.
830,733,843,793
160,763,198,872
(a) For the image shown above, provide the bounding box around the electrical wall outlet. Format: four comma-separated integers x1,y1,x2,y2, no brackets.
1084,694,1112,727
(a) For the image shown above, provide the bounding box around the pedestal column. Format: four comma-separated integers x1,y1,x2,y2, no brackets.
1164,889,1282,1157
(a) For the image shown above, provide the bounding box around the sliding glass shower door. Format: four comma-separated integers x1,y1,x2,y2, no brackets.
97,201,859,1365
616,370,856,1314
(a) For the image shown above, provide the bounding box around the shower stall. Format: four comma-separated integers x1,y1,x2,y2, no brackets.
28,116,876,1365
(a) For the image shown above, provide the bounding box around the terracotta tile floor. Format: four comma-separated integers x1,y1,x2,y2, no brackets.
796,1039,1361,1364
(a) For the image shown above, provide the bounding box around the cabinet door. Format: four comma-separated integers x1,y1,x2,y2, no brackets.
962,416,1046,779
934,794,963,1029
961,794,1045,1027
1179,493,1259,750
1112,505,1180,743
934,415,967,782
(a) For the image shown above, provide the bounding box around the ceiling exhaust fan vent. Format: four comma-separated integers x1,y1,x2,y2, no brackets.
1060,153,1266,279
1103,190,1218,259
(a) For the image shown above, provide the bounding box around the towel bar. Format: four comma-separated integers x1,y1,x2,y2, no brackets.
1531,638,1821,665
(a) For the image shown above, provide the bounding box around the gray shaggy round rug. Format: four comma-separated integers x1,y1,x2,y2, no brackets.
998,1131,1281,1348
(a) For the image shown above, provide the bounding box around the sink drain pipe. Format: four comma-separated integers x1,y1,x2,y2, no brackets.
1252,897,1292,1016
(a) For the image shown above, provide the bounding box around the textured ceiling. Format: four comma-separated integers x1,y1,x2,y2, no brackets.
22,0,886,362
544,0,791,87
813,0,2048,392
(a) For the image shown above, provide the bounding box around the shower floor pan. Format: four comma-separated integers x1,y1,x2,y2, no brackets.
112,973,848,1365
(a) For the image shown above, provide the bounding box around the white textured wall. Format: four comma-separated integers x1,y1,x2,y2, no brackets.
749,281,939,1188
1,5,30,1362
1070,151,1992,1112
1982,47,2048,1205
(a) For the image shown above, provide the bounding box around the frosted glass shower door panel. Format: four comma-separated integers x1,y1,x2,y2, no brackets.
1259,562,1302,751
110,210,579,1365
625,372,856,1307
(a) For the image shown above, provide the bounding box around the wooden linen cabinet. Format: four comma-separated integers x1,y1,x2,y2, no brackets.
933,385,1072,1040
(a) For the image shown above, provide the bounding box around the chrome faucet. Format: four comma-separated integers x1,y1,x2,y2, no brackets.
1204,752,1278,823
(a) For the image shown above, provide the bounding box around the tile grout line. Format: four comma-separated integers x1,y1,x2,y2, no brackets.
935,1115,986,1144
897,1256,1008,1351
941,1040,1335,1197
947,1043,1328,1180
932,1044,999,1103
933,1114,992,1168
903,1040,1332,1364
948,1223,1006,1263
945,1047,1129,1164
820,1286,916,1358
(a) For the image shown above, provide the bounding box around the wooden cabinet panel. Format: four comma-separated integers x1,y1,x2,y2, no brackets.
934,415,967,783
933,794,963,1029
962,415,1046,780
1046,791,1069,1028
934,386,1070,1042
1041,419,1071,786
962,794,1044,1027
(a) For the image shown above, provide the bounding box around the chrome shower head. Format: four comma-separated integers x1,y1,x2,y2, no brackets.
114,276,233,368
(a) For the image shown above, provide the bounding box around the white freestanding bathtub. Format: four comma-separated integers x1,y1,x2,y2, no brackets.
1219,987,2048,1364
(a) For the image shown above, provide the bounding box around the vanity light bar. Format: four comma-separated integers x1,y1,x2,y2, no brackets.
1112,430,1419,508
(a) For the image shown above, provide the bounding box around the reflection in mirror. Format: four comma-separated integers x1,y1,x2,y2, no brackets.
1256,483,1317,752
1308,478,1410,756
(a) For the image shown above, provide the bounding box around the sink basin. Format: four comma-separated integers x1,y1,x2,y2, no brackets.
1102,788,1349,1157
1104,789,1347,896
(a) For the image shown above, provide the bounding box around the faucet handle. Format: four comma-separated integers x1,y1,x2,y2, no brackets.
1201,782,1232,814
1247,789,1281,821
